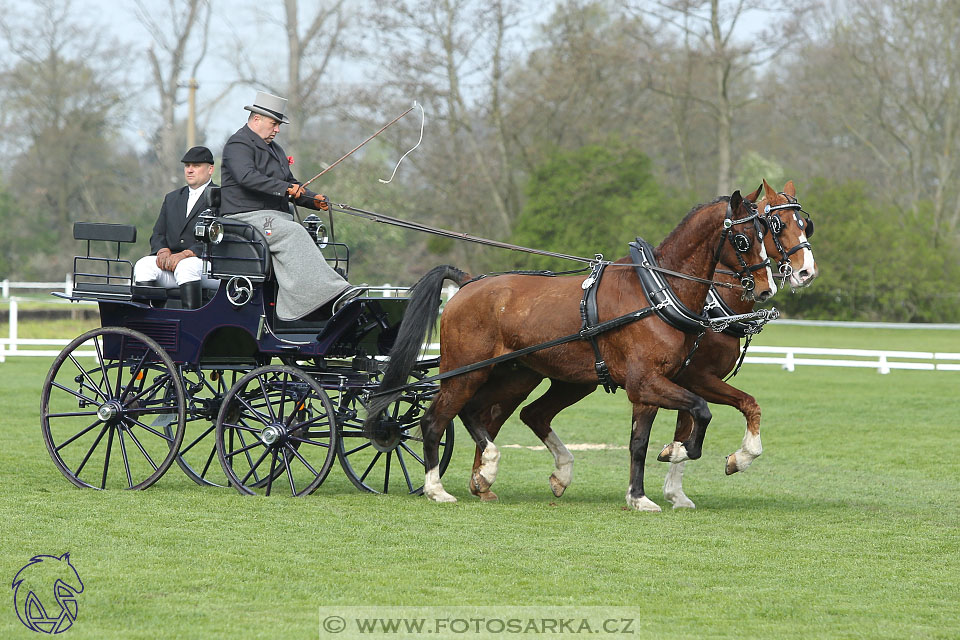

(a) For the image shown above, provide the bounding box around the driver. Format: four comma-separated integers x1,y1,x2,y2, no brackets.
220,90,364,320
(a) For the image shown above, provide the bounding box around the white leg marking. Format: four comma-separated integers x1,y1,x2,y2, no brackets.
625,486,662,512
544,431,574,488
668,441,690,463
732,431,763,472
663,461,696,509
477,441,500,485
424,466,457,503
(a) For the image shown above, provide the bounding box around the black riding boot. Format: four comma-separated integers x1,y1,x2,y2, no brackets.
179,281,203,310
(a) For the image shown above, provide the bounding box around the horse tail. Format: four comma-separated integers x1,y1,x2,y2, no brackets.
364,265,469,431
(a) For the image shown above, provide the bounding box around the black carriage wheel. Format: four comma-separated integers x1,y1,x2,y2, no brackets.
215,365,338,496
169,367,246,488
41,327,186,490
335,387,454,495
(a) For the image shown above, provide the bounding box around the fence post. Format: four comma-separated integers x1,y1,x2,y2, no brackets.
65,274,73,297
783,349,795,372
9,297,17,356
878,354,890,374
1,279,8,299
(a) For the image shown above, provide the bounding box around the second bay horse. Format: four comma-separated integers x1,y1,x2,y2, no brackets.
367,189,775,511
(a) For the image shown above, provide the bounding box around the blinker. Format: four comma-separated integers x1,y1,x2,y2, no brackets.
732,233,751,253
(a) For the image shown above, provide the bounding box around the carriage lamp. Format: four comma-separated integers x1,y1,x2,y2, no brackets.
194,215,224,244
302,214,328,248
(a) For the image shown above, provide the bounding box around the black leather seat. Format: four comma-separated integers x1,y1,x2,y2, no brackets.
200,187,271,282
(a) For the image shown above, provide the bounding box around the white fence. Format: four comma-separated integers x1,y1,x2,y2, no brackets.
2,282,959,371
1,277,73,299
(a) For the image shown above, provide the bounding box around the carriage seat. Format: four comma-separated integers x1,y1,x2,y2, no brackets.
70,222,137,300
201,188,272,282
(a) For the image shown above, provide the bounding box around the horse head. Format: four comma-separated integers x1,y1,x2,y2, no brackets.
716,189,776,302
12,552,84,633
757,179,818,289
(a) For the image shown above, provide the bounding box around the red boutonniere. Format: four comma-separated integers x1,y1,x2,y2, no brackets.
287,156,295,165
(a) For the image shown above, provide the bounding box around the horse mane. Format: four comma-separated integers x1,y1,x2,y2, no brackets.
656,196,730,251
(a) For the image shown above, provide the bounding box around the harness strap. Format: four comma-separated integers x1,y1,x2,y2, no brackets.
579,262,618,393
370,306,657,398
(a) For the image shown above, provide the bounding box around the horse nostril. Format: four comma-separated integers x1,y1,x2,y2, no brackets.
756,290,771,302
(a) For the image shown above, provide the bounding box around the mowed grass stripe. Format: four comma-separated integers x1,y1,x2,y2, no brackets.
1,327,958,639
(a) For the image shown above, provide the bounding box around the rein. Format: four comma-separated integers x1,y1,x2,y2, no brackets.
334,201,765,292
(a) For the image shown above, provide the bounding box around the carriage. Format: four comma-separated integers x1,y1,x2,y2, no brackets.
40,188,454,496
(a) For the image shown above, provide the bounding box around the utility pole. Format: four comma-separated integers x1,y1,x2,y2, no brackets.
187,78,198,149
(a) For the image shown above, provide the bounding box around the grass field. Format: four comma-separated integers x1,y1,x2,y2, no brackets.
1,321,958,639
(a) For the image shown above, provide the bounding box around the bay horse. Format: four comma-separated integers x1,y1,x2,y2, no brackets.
465,180,816,508
366,189,775,511
661,179,817,508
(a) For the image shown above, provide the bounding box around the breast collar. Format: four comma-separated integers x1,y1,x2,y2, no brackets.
628,238,711,335
703,287,763,338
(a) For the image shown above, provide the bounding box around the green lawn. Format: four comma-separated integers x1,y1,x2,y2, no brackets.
1,325,958,639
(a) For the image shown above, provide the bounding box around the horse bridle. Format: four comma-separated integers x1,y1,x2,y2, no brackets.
762,193,814,281
713,201,770,292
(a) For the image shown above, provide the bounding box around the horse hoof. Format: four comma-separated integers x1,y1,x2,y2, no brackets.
426,490,458,503
657,443,674,462
670,496,696,509
625,494,662,512
725,454,740,475
471,473,492,495
478,490,498,502
549,474,567,497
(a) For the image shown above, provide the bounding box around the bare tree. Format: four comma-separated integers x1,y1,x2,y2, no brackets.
228,0,348,163
627,0,811,195
134,0,213,188
367,0,529,243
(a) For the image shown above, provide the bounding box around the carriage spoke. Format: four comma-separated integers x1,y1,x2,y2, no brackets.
395,448,414,492
359,451,383,483
179,423,216,455
344,441,373,456
285,443,320,478
49,378,102,407
283,447,297,495
100,426,116,489
265,448,279,496
199,444,218,479
383,452,391,493
124,425,159,472
117,427,134,489
239,446,272,485
53,419,103,451
236,430,263,484
126,417,175,442
67,353,108,404
287,434,332,448
74,424,109,476
399,441,425,466
224,438,266,460
258,373,279,423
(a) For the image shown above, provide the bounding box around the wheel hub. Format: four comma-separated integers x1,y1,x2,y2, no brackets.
260,424,285,446
97,401,123,423
369,419,402,452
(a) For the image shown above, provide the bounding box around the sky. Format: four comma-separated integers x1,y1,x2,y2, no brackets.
71,0,771,155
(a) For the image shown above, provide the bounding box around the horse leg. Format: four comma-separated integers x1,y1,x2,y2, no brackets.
661,412,697,509
722,392,762,476
421,371,493,503
625,378,712,512
626,404,662,512
518,381,596,497
673,372,763,475
460,366,543,501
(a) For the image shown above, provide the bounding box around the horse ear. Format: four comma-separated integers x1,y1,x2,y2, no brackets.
762,178,777,202
783,180,796,198
60,552,70,561
746,183,762,203
730,189,742,211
